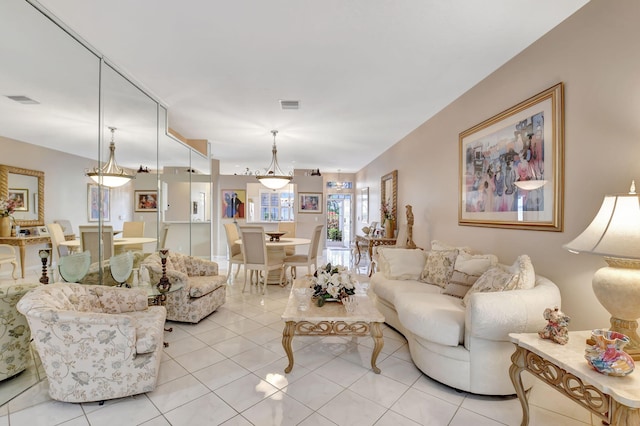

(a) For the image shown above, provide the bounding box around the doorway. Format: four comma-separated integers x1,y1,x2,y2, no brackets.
326,194,352,248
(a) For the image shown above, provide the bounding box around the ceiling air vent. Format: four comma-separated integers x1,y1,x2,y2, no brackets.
279,100,300,110
6,95,40,104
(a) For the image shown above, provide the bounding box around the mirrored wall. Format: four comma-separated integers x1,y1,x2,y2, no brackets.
0,0,211,405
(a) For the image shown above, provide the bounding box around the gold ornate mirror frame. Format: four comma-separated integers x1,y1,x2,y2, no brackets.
381,170,398,224
0,164,45,227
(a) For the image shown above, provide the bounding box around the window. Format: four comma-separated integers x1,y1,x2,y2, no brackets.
259,189,294,222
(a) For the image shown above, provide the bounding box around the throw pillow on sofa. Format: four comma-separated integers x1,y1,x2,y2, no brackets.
420,249,458,288
462,266,518,306
377,248,427,280
499,254,535,290
443,252,498,298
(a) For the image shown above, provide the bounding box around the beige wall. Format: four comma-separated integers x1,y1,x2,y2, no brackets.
357,0,640,330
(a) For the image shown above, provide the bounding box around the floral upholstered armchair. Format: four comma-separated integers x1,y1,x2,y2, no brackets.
0,282,40,382
16,283,166,403
141,251,227,323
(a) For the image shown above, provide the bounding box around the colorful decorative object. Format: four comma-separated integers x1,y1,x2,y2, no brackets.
585,329,635,376
538,306,570,345
310,263,357,306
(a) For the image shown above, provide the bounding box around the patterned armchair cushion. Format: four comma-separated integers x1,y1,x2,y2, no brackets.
16,283,166,402
0,282,40,381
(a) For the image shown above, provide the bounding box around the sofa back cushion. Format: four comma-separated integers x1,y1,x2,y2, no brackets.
377,248,427,281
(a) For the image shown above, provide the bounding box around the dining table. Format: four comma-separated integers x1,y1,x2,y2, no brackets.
234,237,311,285
59,237,158,251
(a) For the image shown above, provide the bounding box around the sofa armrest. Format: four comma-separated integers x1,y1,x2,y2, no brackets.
185,257,219,277
465,275,561,345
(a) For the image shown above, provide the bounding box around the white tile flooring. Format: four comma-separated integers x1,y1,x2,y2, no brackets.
0,249,598,425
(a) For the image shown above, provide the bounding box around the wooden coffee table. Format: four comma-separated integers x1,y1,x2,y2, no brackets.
281,279,385,373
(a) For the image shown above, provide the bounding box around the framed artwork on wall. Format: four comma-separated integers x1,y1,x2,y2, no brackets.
8,188,28,211
298,192,323,214
361,187,369,223
87,184,110,222
458,83,564,231
135,190,158,212
221,189,246,219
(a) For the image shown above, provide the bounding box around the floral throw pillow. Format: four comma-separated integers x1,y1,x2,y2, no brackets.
500,254,536,290
420,249,458,288
462,266,518,307
442,252,498,298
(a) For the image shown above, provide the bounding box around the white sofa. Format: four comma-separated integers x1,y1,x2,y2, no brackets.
370,243,561,395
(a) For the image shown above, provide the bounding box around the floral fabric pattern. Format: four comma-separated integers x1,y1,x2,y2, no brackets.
16,283,166,403
0,282,40,381
462,266,518,307
142,252,226,323
420,249,458,288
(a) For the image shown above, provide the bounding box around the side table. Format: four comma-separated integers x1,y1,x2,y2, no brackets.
145,283,183,347
509,331,640,426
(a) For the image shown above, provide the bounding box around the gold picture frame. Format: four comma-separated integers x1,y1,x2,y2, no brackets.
459,83,564,231
381,170,398,224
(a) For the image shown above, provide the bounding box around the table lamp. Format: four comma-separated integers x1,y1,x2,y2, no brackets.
563,181,640,360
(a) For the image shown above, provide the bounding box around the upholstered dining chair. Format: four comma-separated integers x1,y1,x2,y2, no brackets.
238,226,283,294
47,223,69,267
281,224,323,284
0,244,18,279
223,222,243,282
79,225,114,264
122,221,145,251
278,222,296,256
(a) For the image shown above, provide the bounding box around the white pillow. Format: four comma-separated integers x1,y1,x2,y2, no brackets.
462,266,518,307
443,252,498,298
377,248,427,280
500,254,535,290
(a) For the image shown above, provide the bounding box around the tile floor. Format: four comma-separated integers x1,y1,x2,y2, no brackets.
0,249,597,425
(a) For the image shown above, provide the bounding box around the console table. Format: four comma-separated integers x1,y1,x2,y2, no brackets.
509,331,640,426
0,234,75,278
354,235,396,267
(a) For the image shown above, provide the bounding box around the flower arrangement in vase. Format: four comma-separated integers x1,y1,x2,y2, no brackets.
310,263,357,306
0,197,15,237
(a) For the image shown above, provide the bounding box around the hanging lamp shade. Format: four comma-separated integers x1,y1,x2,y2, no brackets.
256,130,292,190
86,127,135,187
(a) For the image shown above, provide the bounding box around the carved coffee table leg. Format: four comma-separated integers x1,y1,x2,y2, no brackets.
509,346,530,426
370,322,384,374
283,321,296,373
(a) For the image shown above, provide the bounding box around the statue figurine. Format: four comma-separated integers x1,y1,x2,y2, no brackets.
405,204,417,249
538,306,570,345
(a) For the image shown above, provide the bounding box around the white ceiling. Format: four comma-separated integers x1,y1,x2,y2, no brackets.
7,0,589,175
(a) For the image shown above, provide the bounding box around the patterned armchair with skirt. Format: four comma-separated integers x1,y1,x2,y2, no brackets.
141,251,227,323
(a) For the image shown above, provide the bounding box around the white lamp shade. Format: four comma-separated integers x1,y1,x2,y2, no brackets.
257,176,292,190
563,194,640,259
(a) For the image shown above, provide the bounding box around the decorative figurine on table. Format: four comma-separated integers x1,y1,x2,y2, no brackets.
538,306,570,345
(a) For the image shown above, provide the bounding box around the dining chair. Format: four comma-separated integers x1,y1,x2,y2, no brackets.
79,225,114,264
278,222,296,256
47,223,69,266
281,224,324,284
159,224,170,250
54,219,75,237
238,226,283,294
0,245,18,279
58,250,91,283
223,222,243,282
122,221,145,251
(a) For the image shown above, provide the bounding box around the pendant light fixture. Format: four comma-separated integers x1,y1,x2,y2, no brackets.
256,130,292,190
86,127,134,187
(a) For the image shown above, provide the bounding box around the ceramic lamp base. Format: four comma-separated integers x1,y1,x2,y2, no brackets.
591,258,640,360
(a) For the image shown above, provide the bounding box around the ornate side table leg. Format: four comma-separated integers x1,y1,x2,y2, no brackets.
611,400,640,426
509,346,530,426
370,321,384,374
283,321,296,373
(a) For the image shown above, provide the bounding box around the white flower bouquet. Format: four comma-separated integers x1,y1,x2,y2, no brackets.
311,263,357,304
